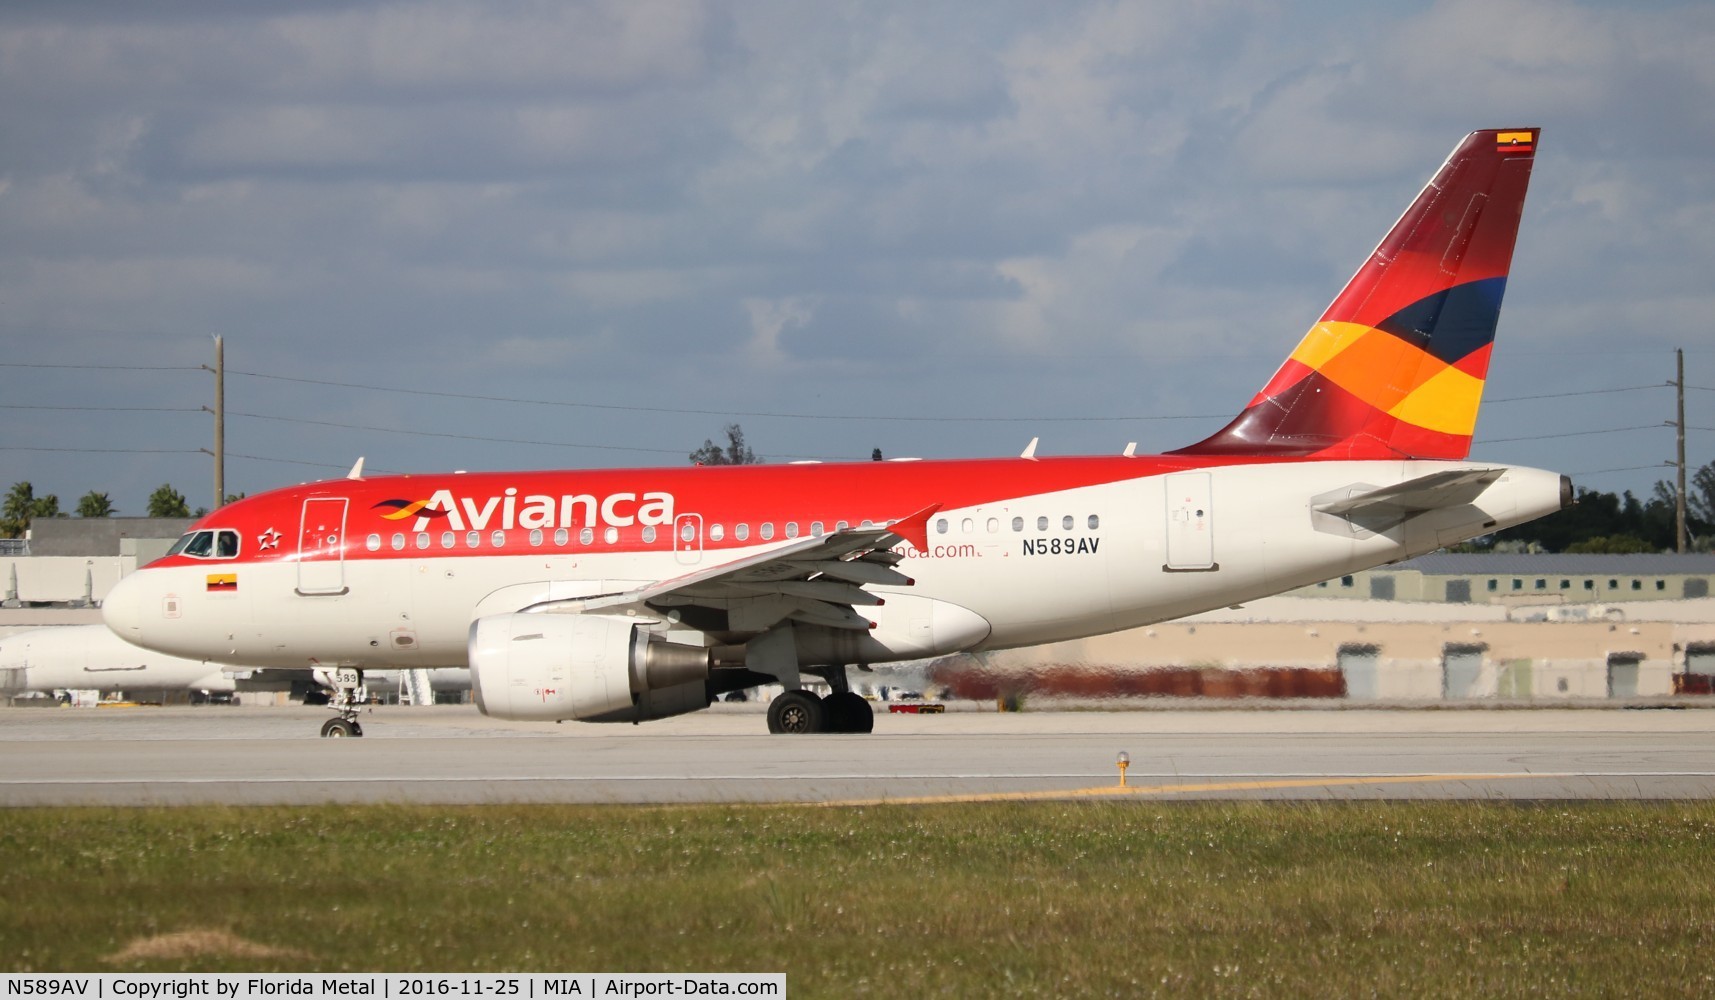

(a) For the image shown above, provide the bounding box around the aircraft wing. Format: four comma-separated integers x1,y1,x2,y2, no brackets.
1314,468,1504,521
526,504,941,633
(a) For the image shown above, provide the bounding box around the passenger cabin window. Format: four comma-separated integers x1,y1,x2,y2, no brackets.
710,524,725,542
580,527,594,545
735,524,750,542
642,525,657,544
1088,515,1100,530
936,518,949,534
604,527,619,545
761,523,775,541
1012,517,1023,532
442,531,455,549
554,528,568,546
786,522,800,539
1037,516,1048,531
1062,515,1073,531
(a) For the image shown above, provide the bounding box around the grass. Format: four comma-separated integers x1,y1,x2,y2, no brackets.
2,802,1714,997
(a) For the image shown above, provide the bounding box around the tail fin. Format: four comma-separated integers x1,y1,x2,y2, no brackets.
1177,128,1538,461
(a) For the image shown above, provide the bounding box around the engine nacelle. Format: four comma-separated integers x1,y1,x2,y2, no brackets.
468,613,711,722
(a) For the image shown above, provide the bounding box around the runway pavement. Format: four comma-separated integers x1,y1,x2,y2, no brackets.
2,702,1714,805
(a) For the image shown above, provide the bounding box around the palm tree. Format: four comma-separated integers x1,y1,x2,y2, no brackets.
147,484,191,518
77,491,117,518
2,481,35,538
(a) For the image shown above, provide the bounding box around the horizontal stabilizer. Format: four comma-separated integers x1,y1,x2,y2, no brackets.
1316,468,1504,520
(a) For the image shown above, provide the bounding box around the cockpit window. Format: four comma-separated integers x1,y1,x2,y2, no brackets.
169,529,241,560
182,531,214,557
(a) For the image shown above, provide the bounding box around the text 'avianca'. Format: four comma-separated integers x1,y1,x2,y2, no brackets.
374,489,677,533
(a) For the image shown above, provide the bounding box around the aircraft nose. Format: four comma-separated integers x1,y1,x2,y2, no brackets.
102,572,148,642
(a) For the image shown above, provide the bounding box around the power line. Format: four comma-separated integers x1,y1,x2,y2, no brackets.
1568,464,1672,477
0,404,204,413
1476,424,1662,445
0,363,202,371
227,369,1224,424
1486,384,1664,403
220,450,403,475
0,446,201,454
225,409,827,459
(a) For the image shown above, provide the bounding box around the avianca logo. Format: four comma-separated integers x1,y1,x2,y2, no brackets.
374,488,676,533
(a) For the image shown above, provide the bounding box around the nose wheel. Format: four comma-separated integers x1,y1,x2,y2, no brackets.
320,717,362,738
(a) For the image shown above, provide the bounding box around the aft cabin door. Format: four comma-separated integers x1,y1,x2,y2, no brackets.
1164,472,1216,571
297,497,349,595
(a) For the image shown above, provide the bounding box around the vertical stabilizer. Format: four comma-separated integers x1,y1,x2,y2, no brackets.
1177,128,1538,460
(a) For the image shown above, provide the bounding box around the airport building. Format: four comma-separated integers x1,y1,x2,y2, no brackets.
2,517,192,607
1288,553,1715,605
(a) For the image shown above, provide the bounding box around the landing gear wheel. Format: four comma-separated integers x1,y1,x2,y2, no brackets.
824,691,874,734
767,690,826,734
320,717,359,738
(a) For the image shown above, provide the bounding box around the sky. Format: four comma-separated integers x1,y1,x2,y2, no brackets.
3,0,1714,516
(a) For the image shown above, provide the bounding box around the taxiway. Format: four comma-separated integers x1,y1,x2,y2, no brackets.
3,703,1714,805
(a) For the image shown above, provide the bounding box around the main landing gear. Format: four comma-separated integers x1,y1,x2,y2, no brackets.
317,666,365,739
766,682,875,735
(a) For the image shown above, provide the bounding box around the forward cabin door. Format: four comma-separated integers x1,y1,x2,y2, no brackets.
297,497,349,595
1164,472,1216,571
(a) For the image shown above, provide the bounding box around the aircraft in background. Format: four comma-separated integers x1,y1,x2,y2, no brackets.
103,128,1565,737
1,624,235,699
0,624,468,714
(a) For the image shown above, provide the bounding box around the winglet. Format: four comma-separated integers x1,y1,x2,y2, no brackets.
346,457,366,481
884,503,942,553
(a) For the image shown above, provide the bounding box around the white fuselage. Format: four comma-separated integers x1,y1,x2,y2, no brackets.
102,461,1566,671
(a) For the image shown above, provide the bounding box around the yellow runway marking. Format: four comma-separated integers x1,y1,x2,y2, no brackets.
822,773,1531,807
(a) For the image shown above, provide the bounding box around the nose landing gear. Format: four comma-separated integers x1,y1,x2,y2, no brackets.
316,666,366,738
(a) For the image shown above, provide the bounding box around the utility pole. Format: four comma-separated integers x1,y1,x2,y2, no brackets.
1676,347,1687,553
211,336,225,511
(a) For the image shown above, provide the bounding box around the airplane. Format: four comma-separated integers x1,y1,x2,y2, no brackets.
1,624,237,699
0,624,469,711
101,127,1566,737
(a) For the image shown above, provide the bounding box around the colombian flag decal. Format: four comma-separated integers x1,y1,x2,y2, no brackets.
1496,130,1533,152
206,573,238,592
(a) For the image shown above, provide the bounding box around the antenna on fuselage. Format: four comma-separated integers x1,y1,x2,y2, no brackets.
1020,437,1039,460
346,457,366,481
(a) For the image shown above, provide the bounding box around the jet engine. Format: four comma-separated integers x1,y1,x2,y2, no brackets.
468,613,711,722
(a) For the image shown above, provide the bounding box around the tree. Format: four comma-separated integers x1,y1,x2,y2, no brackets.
690,424,761,465
147,484,191,518
76,492,116,518
1,481,34,538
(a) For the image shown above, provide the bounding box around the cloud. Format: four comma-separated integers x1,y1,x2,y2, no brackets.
2,0,1714,505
